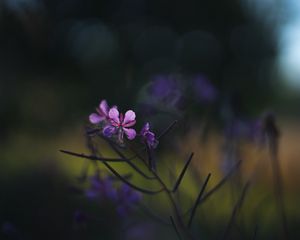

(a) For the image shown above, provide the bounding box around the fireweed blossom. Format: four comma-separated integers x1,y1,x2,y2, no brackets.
103,108,137,142
140,122,158,149
89,99,113,125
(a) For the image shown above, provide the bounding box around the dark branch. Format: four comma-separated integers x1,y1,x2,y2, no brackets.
196,160,242,205
139,204,171,226
105,139,156,180
183,160,242,217
172,153,194,193
60,149,127,162
102,161,164,195
188,173,211,228
170,216,183,240
222,182,250,240
158,120,178,140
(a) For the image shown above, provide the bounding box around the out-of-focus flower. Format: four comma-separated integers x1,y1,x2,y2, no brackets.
89,99,113,124
140,122,158,149
192,75,217,103
137,75,185,116
116,184,142,217
85,175,117,202
103,108,137,142
148,75,183,108
224,118,264,143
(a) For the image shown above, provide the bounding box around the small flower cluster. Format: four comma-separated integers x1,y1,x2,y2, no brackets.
85,174,141,217
89,100,158,148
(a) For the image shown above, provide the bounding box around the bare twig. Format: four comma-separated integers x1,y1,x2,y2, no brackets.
170,216,183,240
60,149,128,162
105,138,156,180
173,153,194,193
188,173,211,228
139,204,171,226
60,149,163,195
157,120,178,140
222,182,250,240
183,160,242,216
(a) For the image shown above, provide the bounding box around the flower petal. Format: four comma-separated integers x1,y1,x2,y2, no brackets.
89,113,104,124
123,110,136,127
99,100,109,116
123,128,136,140
140,122,150,135
103,125,116,137
108,108,120,124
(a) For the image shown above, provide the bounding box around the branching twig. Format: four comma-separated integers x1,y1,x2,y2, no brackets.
183,160,242,216
105,138,156,180
60,149,128,162
170,216,183,240
60,149,164,195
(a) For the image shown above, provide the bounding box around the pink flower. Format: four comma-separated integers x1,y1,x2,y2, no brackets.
103,108,137,142
140,122,158,149
89,100,111,124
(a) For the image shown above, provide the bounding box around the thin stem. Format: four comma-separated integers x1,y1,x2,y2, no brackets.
157,120,178,140
199,160,241,205
129,141,196,239
60,149,128,162
222,182,250,240
150,168,196,240
139,204,171,226
60,149,163,195
188,173,211,228
99,161,164,195
183,160,242,216
173,153,194,193
170,216,183,240
105,138,156,180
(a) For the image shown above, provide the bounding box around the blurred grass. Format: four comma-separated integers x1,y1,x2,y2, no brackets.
1,118,300,239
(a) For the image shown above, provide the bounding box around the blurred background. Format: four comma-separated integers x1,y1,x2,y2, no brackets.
0,0,300,239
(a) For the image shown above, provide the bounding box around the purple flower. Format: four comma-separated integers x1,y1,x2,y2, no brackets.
147,75,184,109
103,108,137,142
140,122,158,149
224,118,264,142
89,99,113,124
116,184,142,217
85,175,117,202
192,75,217,103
